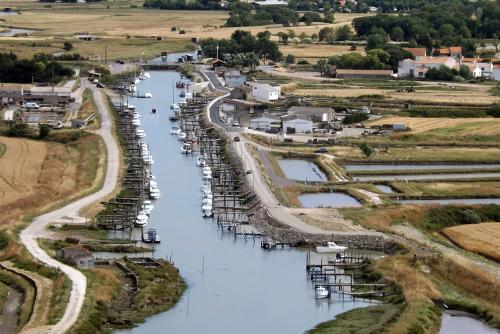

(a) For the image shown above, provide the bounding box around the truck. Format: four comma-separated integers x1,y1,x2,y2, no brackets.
24,102,40,110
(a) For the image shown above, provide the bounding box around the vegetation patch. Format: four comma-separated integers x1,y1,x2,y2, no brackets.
441,223,500,262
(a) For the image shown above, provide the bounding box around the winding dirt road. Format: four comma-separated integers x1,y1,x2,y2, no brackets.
19,82,120,334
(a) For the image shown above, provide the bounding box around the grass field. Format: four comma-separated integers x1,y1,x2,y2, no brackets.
368,116,500,136
442,223,500,261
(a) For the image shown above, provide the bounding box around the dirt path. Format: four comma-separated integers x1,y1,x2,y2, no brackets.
19,80,120,334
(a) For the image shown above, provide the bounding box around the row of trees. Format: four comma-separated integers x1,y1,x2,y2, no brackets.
201,30,282,63
225,4,333,27
425,65,473,81
0,53,74,83
326,47,413,71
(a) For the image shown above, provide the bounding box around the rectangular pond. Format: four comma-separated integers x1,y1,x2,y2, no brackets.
343,163,500,172
278,159,327,182
375,185,395,193
298,192,362,208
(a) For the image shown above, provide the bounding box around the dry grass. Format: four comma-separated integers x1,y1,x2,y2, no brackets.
368,116,500,136
89,268,121,303
293,88,384,97
290,208,366,232
442,223,500,261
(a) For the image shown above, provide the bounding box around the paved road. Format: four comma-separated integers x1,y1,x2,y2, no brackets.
19,81,120,334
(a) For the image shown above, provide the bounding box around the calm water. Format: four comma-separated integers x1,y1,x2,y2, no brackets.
278,159,327,182
400,198,500,205
354,173,500,182
440,311,500,334
298,192,362,208
0,27,32,36
343,164,500,172
375,185,394,194
114,71,373,334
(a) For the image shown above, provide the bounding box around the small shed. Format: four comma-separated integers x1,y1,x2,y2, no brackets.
57,246,94,268
224,69,247,88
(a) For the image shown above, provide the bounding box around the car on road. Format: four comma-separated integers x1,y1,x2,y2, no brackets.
115,59,125,64
314,147,328,154
96,82,106,88
233,136,240,142
232,121,240,127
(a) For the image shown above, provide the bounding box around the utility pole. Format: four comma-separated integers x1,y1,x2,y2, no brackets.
216,44,219,60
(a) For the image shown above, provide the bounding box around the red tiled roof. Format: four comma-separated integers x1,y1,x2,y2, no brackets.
336,69,393,75
404,48,426,57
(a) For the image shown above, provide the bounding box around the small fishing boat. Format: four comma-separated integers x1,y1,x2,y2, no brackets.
316,241,347,253
315,286,329,299
136,129,146,138
177,132,187,141
142,200,154,215
176,81,185,89
181,143,192,154
170,127,181,135
179,90,186,98
143,228,161,243
178,98,187,106
144,92,152,98
135,213,148,227
143,72,151,79
169,112,179,121
170,103,180,110
202,204,213,218
152,108,157,114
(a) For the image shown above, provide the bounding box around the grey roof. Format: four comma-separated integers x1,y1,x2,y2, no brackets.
224,69,242,77
250,112,280,121
281,114,313,122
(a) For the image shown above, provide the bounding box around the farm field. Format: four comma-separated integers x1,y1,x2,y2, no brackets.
442,223,500,261
390,181,500,198
279,44,365,60
0,134,104,224
368,116,500,136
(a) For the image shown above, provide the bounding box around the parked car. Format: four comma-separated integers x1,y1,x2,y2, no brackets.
233,136,240,142
314,147,328,154
115,59,125,64
96,82,106,88
232,121,240,127
24,102,40,109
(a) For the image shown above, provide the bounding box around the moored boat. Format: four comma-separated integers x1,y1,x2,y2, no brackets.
316,241,347,253
315,286,329,299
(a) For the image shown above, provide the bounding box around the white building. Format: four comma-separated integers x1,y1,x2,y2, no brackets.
493,65,500,81
463,62,493,78
249,83,281,101
397,56,458,78
248,112,281,130
287,106,335,122
282,114,313,134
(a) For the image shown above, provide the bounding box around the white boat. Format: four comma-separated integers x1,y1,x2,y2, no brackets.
129,84,137,93
132,119,141,126
196,156,205,167
181,143,192,154
170,103,180,110
149,189,161,199
142,201,154,214
201,198,212,205
144,92,152,98
177,132,187,141
170,127,181,135
202,205,213,217
315,286,329,299
135,213,148,227
133,78,140,84
136,130,146,138
143,72,151,79
316,241,348,253
178,98,187,106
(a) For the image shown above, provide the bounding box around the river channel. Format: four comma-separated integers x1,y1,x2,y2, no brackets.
114,71,374,334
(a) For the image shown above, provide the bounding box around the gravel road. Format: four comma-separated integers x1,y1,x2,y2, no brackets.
19,81,120,334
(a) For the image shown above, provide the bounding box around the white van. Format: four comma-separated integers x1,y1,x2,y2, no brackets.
24,102,40,109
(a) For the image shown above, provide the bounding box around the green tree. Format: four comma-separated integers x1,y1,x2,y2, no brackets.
366,34,387,50
285,54,296,64
63,41,74,51
335,25,352,41
360,143,373,157
323,12,334,24
459,65,472,80
39,124,51,139
390,26,404,41
318,27,335,42
315,59,330,77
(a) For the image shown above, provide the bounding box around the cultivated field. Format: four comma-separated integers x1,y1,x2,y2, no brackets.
391,181,500,198
442,223,500,261
368,116,500,136
0,133,103,223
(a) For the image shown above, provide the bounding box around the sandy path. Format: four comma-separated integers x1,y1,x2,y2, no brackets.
19,80,120,334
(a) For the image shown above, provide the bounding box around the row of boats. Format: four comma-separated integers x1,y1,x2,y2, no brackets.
198,156,214,218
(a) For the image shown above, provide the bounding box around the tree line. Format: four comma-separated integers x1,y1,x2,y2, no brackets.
352,0,500,53
0,53,74,83
143,0,225,10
